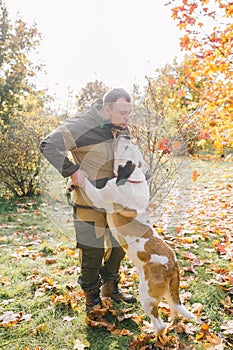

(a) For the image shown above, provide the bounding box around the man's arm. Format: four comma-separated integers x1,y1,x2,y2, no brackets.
40,125,79,178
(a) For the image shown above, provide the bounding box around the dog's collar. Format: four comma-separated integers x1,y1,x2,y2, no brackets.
114,176,143,184
126,179,143,183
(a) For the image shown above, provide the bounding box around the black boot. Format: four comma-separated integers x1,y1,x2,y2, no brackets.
84,287,102,313
102,278,136,304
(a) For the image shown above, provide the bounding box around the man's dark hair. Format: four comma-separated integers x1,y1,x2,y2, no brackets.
103,88,131,106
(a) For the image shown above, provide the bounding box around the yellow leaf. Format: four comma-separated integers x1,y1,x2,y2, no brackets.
196,332,205,340
183,237,193,244
120,272,125,282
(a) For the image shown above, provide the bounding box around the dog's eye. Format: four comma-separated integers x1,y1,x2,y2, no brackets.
138,161,142,168
124,146,129,151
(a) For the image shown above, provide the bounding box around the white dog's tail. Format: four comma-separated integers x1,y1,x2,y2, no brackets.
166,267,197,321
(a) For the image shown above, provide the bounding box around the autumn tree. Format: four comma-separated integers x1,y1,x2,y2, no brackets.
143,57,209,154
129,84,191,211
76,80,109,112
167,0,233,153
0,0,44,124
0,1,59,197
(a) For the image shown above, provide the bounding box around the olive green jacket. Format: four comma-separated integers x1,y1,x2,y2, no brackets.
40,103,129,206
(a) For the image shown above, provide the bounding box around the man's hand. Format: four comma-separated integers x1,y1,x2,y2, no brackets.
71,169,88,189
116,161,135,186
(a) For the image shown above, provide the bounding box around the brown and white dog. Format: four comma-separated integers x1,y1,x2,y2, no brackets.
81,135,197,334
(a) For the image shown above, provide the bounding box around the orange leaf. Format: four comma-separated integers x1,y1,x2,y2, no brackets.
66,248,76,256
111,328,132,336
192,170,200,181
29,322,46,334
132,314,144,324
215,243,226,254
45,258,57,264
201,323,210,331
158,138,171,153
206,333,222,345
228,275,233,286
180,35,191,49
168,78,177,86
173,140,182,150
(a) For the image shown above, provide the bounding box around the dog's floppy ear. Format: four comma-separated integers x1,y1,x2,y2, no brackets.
116,161,136,186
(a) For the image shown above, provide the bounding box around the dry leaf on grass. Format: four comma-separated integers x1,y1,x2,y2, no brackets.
0,311,32,327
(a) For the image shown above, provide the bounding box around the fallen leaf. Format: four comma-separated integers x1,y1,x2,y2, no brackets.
111,328,132,336
62,316,76,322
1,277,10,285
129,333,155,349
142,320,156,333
45,258,57,264
191,303,204,316
0,299,15,305
66,248,76,256
131,314,144,324
29,323,46,335
192,170,200,181
221,320,233,335
73,339,87,350
0,311,32,327
204,333,224,349
86,316,115,331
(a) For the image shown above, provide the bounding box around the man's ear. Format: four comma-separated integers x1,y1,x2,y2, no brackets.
102,104,112,120
116,161,136,186
105,104,111,112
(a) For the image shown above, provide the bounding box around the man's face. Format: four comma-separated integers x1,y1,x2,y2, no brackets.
108,97,132,129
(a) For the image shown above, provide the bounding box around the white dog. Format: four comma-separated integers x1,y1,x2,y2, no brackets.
80,135,196,334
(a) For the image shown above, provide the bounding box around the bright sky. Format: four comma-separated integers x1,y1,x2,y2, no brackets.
4,0,183,109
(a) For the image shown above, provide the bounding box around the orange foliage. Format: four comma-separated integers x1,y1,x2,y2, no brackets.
167,0,233,152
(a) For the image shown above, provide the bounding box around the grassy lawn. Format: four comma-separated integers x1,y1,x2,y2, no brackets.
0,158,232,349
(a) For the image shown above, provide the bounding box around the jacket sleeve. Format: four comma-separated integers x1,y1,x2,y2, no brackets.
39,125,80,178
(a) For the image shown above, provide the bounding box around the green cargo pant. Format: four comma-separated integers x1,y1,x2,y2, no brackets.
73,208,125,291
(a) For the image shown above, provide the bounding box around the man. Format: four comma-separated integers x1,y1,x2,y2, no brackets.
40,88,136,313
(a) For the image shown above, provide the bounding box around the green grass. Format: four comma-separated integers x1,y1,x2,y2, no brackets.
0,197,138,349
0,159,233,349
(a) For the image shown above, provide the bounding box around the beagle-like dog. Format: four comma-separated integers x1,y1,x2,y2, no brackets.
82,136,197,334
